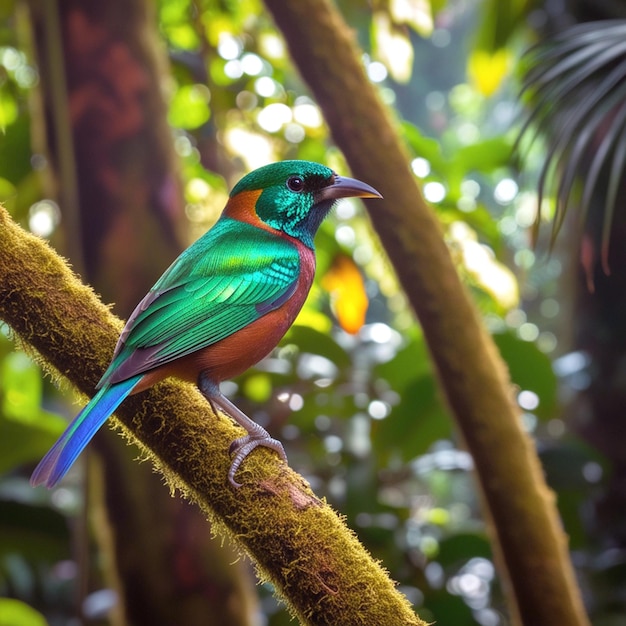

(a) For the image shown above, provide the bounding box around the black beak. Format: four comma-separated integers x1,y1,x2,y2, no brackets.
317,174,382,202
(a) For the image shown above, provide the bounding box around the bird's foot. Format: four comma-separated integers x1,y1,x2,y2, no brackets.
198,376,288,488
228,432,287,487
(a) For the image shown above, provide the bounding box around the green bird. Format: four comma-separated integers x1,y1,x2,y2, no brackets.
31,160,382,488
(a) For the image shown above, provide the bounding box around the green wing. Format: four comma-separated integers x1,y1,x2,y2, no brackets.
102,218,301,385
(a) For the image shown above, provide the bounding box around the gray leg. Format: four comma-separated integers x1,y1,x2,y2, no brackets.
198,375,287,487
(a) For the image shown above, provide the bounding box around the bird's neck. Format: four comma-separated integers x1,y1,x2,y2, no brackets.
222,190,319,249
222,190,271,231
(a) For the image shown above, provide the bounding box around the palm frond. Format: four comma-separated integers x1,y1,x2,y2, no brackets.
518,19,626,269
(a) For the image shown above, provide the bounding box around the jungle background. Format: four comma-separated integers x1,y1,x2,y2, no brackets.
1,0,625,624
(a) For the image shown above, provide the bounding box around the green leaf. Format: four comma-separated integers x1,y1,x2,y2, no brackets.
283,325,352,371
1,350,67,473
0,500,70,558
0,598,47,626
451,136,513,175
437,532,492,565
492,331,557,419
373,374,453,462
0,86,18,130
168,84,211,130
0,411,66,474
242,372,273,403
401,121,446,173
473,0,528,53
539,441,605,549
375,334,432,392
2,352,42,421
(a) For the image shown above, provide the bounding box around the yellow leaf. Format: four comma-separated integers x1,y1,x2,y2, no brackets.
373,12,414,83
468,49,511,97
390,0,433,37
321,254,369,334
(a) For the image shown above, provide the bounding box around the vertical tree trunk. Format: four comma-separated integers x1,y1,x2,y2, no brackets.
572,187,626,548
263,1,590,625
28,1,258,624
31,0,183,315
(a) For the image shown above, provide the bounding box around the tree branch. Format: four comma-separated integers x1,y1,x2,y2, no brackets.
0,205,425,625
262,1,591,625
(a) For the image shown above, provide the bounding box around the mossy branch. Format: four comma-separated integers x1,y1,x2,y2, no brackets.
0,206,425,626
262,1,591,625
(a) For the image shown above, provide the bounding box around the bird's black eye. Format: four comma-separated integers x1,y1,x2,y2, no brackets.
286,176,305,192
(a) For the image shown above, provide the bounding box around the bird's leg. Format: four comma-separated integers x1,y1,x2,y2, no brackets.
198,374,287,487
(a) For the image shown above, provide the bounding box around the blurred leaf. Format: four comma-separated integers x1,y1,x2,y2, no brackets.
448,138,514,197
2,352,42,421
401,121,446,173
311,226,343,277
0,115,33,193
387,0,434,37
373,374,453,461
453,137,513,174
168,84,211,129
422,589,477,625
242,373,273,403
0,177,16,204
0,85,18,130
539,441,605,491
0,501,70,561
160,0,200,51
291,307,333,335
321,254,368,334
0,598,47,626
0,412,66,474
283,326,352,371
492,331,557,419
375,334,432,391
468,49,512,96
437,532,492,566
539,441,606,549
518,20,626,267
455,204,502,250
473,0,530,52
1,350,66,473
372,11,414,83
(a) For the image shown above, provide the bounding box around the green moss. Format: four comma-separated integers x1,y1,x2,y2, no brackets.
0,206,424,625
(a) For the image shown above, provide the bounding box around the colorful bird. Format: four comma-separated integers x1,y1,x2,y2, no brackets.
31,161,381,488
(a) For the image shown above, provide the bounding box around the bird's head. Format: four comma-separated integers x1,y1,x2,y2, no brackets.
228,160,382,248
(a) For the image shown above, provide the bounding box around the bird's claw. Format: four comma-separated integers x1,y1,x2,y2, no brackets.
228,434,287,488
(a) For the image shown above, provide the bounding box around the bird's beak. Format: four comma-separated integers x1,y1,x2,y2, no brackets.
317,174,382,202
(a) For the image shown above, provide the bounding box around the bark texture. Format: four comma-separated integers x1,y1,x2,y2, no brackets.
30,0,183,315
0,205,425,626
28,1,259,624
262,1,591,625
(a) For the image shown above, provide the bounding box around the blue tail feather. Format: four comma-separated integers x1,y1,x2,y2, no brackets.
31,374,143,488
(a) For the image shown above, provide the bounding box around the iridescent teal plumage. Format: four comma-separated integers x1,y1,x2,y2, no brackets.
104,219,302,384
31,161,381,488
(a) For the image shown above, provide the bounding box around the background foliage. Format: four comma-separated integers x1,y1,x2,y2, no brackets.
0,0,622,624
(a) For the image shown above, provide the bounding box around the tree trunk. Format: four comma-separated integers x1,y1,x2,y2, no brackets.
572,188,626,547
262,1,590,625
28,1,258,624
30,0,183,314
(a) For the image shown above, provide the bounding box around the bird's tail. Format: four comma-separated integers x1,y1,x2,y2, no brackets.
30,374,143,488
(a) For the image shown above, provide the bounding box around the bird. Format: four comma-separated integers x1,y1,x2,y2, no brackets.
31,160,382,488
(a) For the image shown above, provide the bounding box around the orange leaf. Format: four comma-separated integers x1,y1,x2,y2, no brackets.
321,254,368,334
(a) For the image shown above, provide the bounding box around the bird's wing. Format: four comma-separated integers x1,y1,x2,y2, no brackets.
101,221,302,385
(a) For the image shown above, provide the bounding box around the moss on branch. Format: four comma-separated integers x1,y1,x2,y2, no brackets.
0,205,424,625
